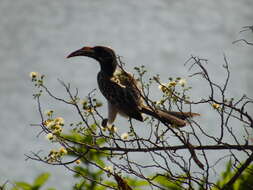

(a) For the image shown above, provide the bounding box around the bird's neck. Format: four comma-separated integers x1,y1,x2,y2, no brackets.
99,59,117,77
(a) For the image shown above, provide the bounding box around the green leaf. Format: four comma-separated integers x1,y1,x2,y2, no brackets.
153,175,183,190
33,173,50,188
15,182,32,190
128,178,149,187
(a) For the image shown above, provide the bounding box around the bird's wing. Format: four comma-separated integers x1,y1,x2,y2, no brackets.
112,69,144,103
98,71,144,121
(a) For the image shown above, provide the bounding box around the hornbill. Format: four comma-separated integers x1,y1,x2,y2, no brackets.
67,46,199,127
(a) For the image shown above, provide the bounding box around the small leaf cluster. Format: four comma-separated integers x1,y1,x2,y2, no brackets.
154,76,192,106
134,65,147,77
211,161,253,190
45,147,68,163
30,72,44,98
43,110,64,137
11,173,55,190
81,98,102,114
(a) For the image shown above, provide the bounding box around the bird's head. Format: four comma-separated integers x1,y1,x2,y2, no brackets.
67,46,117,76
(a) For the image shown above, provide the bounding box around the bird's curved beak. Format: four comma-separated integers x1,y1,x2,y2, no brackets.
66,47,95,58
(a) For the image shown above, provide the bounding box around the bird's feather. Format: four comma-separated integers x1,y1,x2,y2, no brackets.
97,70,144,121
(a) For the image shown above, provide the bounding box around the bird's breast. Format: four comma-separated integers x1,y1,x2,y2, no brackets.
97,72,119,104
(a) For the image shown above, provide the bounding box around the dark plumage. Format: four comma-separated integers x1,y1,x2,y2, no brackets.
67,46,200,127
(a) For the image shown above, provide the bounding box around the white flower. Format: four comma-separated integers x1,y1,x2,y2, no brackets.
45,110,53,117
168,81,177,87
104,166,113,173
59,147,68,155
54,117,64,125
158,83,166,90
46,133,54,140
212,103,220,109
44,120,55,128
108,125,117,133
178,78,187,86
156,100,165,105
121,132,129,140
158,83,168,93
30,72,38,79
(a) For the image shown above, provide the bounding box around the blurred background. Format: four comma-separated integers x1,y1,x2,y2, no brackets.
0,0,252,189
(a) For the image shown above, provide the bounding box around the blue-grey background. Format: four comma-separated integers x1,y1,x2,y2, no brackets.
0,0,252,189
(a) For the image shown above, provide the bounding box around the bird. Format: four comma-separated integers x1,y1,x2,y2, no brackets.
67,46,200,127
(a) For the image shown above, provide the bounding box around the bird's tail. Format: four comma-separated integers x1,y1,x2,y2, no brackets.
141,106,200,127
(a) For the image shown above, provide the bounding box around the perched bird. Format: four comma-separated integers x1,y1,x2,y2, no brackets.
67,46,199,127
